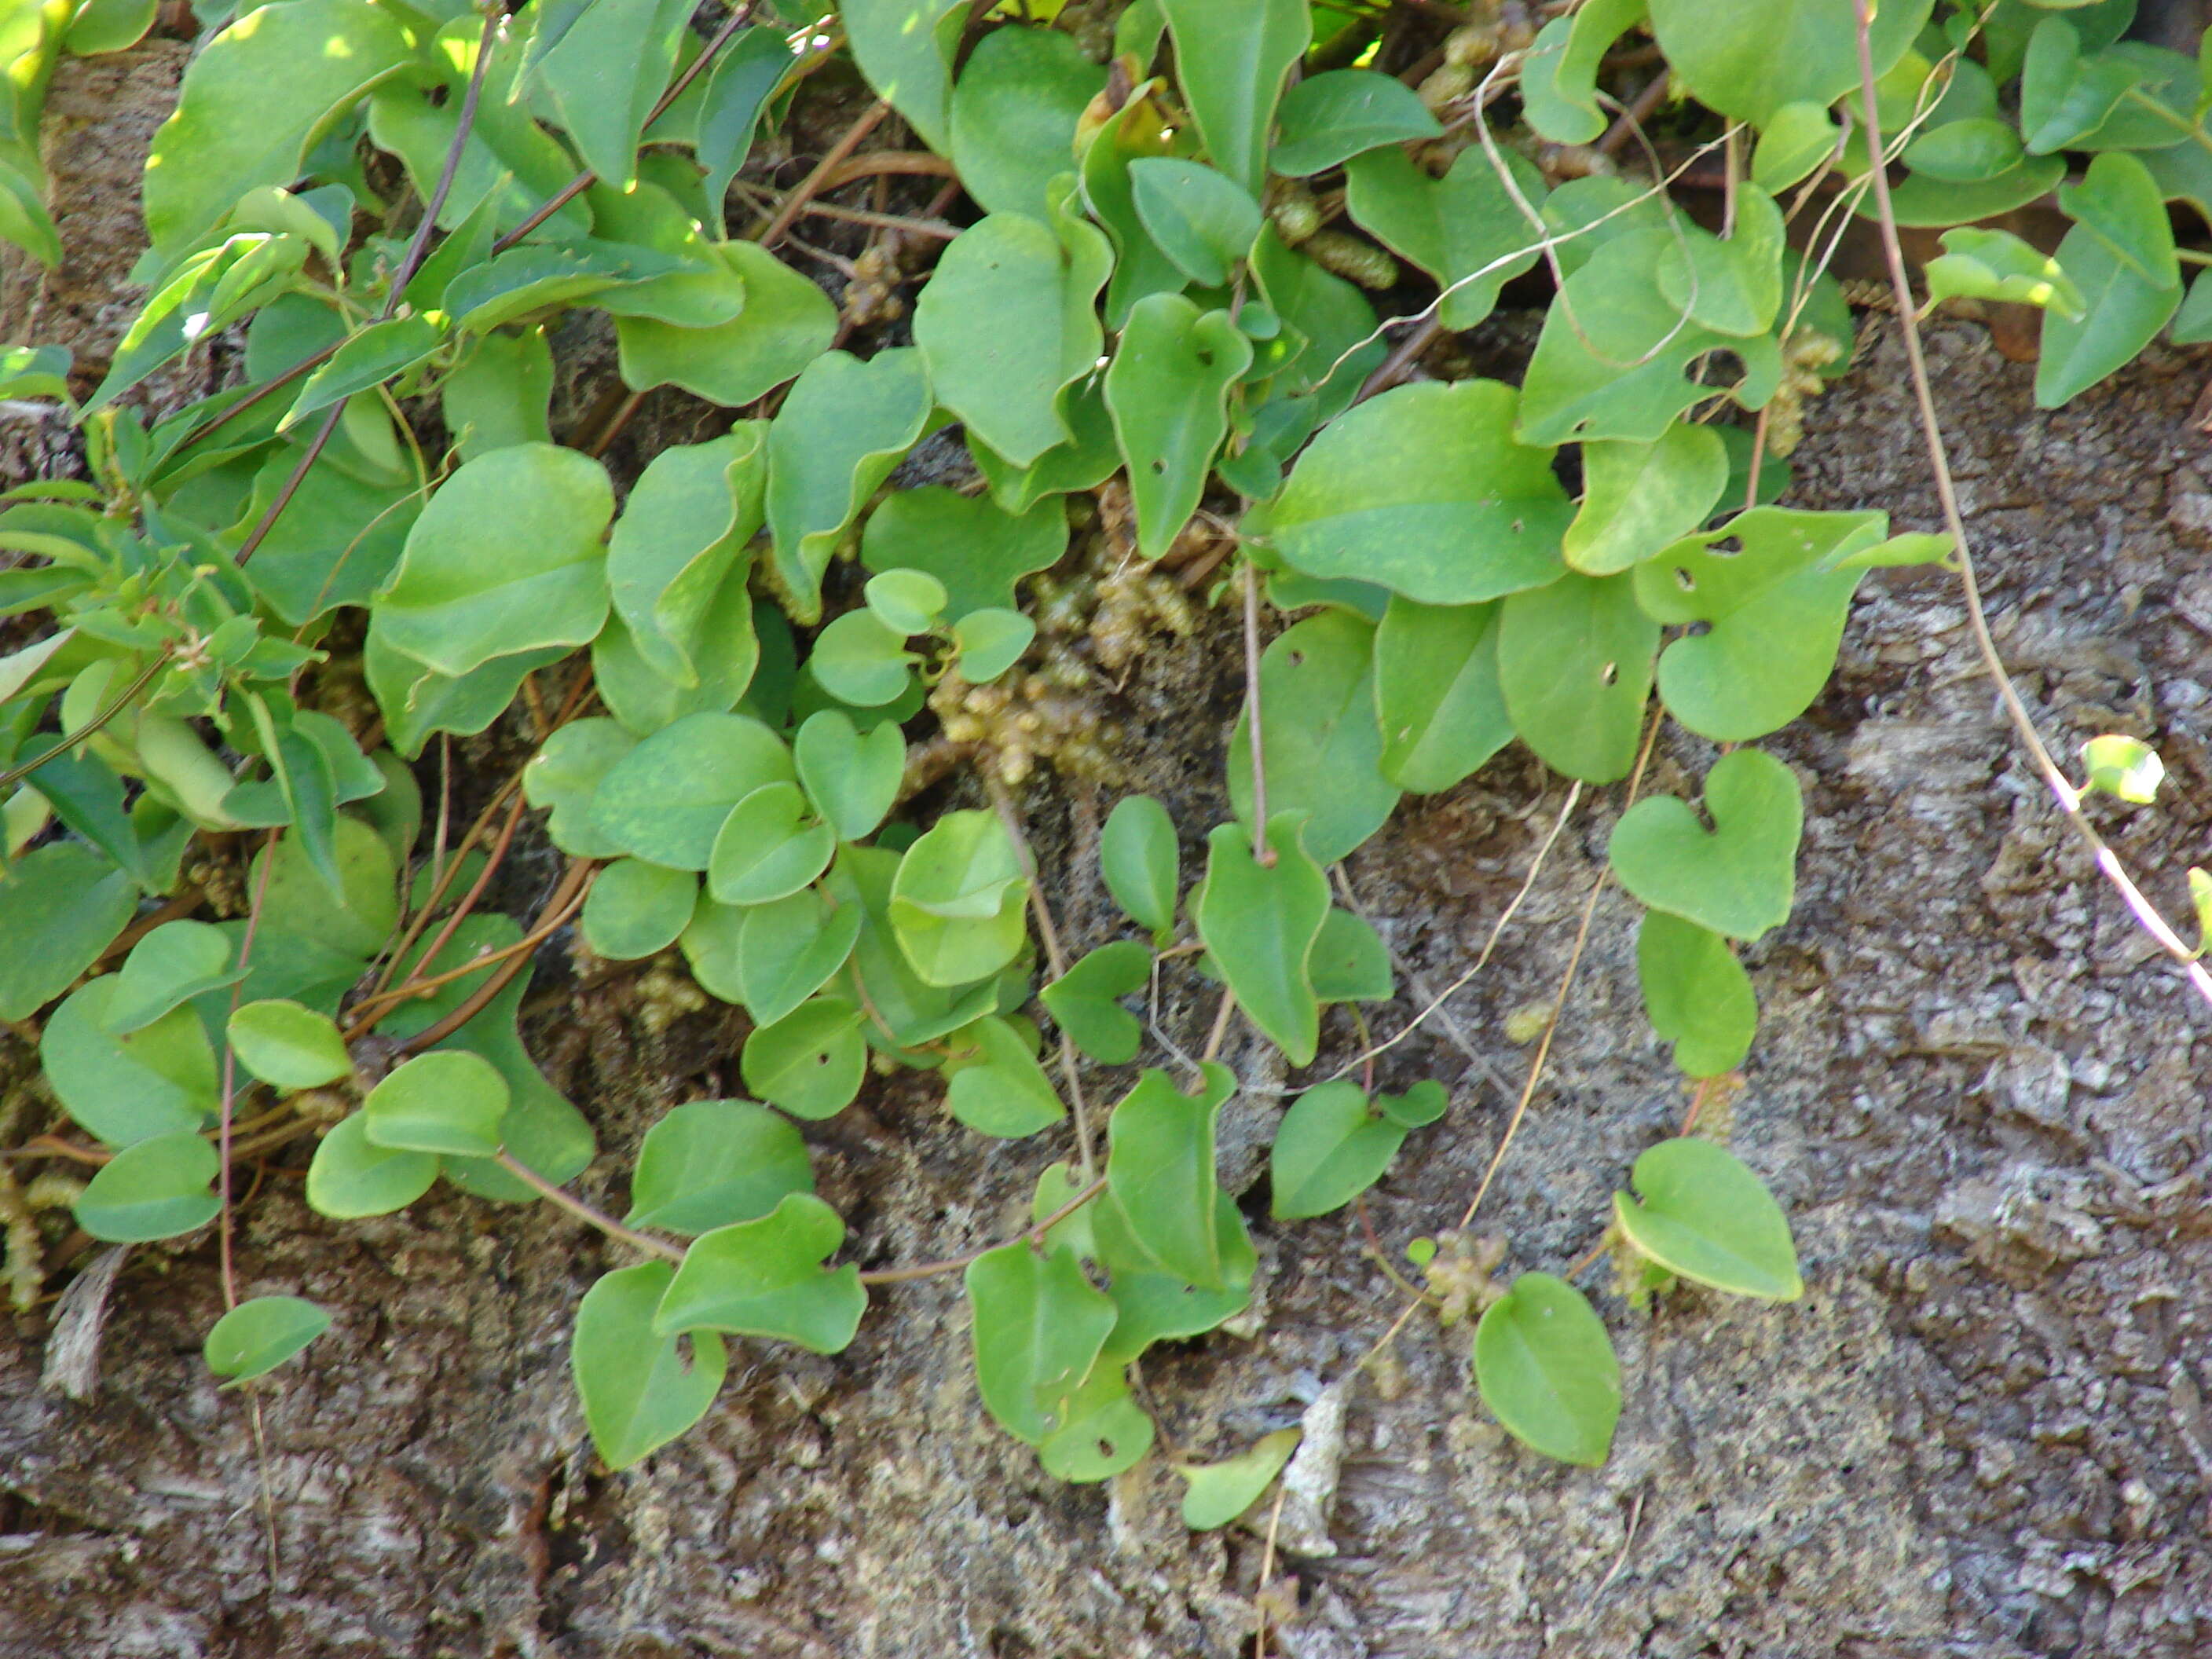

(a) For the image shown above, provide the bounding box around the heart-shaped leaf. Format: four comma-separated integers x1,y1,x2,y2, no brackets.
1564,424,1730,577
1647,0,1930,124
860,485,1068,617
1037,1366,1155,1482
708,784,837,907
1307,907,1393,1004
1195,818,1330,1067
1636,912,1756,1079
722,888,863,1026
589,712,794,871
42,980,215,1148
1608,748,1801,942
1104,295,1252,558
624,1099,814,1234
793,711,904,844
1041,940,1149,1064
949,24,1104,219
0,844,137,1020
967,1241,1116,1444
808,610,916,709
945,1016,1066,1137
954,609,1036,683
616,241,838,409
654,1192,867,1353
1613,1137,1803,1300
573,1262,728,1470
1342,147,1545,330
1102,1065,1239,1288
863,569,947,636
203,1294,331,1385
306,1111,439,1219
1518,0,1644,144
741,996,866,1119
363,1049,509,1158
889,809,1029,987
580,858,698,961
1269,1079,1409,1219
1227,609,1400,866
73,1130,220,1242
103,919,240,1035
1473,1272,1621,1466
1270,68,1441,175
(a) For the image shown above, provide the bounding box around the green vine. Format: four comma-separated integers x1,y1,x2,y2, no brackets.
0,0,2203,1527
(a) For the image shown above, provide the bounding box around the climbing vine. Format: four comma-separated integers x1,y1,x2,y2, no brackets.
0,0,2203,1525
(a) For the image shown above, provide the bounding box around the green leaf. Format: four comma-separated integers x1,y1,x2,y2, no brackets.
581,858,699,960
833,845,1002,1047
888,809,1029,987
1923,227,2087,319
1637,912,1756,1079
203,1295,330,1385
27,748,148,888
624,1098,814,1234
1342,147,1544,330
1195,818,1329,1066
950,25,1104,219
1103,1065,1237,1287
1270,68,1441,176
793,711,904,844
617,242,839,409
372,443,613,679
227,998,352,1090
1262,380,1570,604
1129,159,1262,288
589,712,794,871
2036,222,2182,409
2082,733,2164,803
967,1241,1117,1444
953,609,1035,683
1270,1079,1411,1219
1880,153,2068,229
1372,597,1512,794
915,211,1111,471
1566,424,1730,577
362,1049,509,1158
1636,504,1881,741
720,888,864,1027
741,996,866,1119
523,719,639,860
1613,1137,1802,1300
1472,1272,1621,1466
808,610,916,708
0,842,134,1020
1609,748,1801,942
251,814,398,960
1518,0,1644,145
537,0,694,191
1041,940,1149,1064
970,375,1124,513
1654,185,1785,338
141,0,417,260
1227,610,1400,866
1158,0,1310,194
842,0,965,151
1753,101,1843,191
2060,151,2178,288
0,162,57,272
306,1111,440,1218
765,349,932,621
864,569,947,636
944,1014,1066,1137
654,1192,867,1353
1100,794,1178,939
99,920,238,1036
860,486,1068,617
74,1130,220,1242
1902,116,2023,184
282,313,445,433
708,783,837,906
65,0,156,55
1308,906,1393,1004
1496,571,1657,783
1177,1428,1302,1529
1078,81,1191,328
608,427,767,690
1037,1365,1155,1481
42,980,215,1147
1647,0,1931,124
573,1262,728,1470
1104,294,1252,556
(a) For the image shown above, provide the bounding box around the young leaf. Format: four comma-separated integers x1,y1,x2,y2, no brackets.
859,486,1068,617
1100,795,1179,939
227,998,352,1090
741,997,866,1119
953,609,1035,683
203,1295,331,1385
833,844,1003,1048
573,1262,728,1470
1564,425,1730,577
581,859,699,961
888,810,1029,988
949,25,1105,220
1157,0,1310,194
653,1192,868,1353
1040,940,1149,1064
804,610,917,709
1497,571,1658,784
1195,818,1330,1067
102,919,240,1035
1177,1428,1302,1529
1269,1080,1412,1220
708,784,837,907
306,1111,440,1218
945,1016,1066,1137
1262,380,1570,604
915,211,1111,470
966,1241,1117,1444
1129,158,1263,288
625,1099,814,1235
1104,294,1251,557
1372,597,1512,794
41,981,215,1148
1636,912,1756,1079
1609,748,1802,942
588,712,795,872
1472,1272,1621,1466
73,1130,220,1242
0,842,135,1020
1613,1137,1803,1301
2081,733,2164,804
1923,227,2087,319
363,1049,510,1159
794,711,905,843
1104,1064,1240,1288
1270,69,1441,176
1227,609,1400,866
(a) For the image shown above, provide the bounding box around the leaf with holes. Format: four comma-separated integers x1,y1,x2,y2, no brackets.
1614,1137,1802,1300
1038,1365,1155,1482
654,1192,867,1353
1196,819,1329,1066
624,1099,814,1235
574,1262,727,1470
741,997,866,1120
1497,571,1657,783
1609,748,1801,941
1637,911,1756,1079
1104,295,1252,558
1472,1272,1621,1465
968,1241,1117,1444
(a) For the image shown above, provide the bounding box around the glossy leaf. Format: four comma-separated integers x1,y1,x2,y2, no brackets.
581,858,698,960
1100,794,1179,939
741,997,866,1119
74,1130,219,1242
1613,1137,1803,1300
794,710,905,842
1472,1272,1621,1466
1104,294,1251,556
1496,571,1657,783
1923,227,2087,319
1195,818,1329,1067
624,1099,814,1234
1609,748,1801,942
1373,597,1512,793
950,26,1104,219
654,1192,867,1353
1041,939,1149,1064
1636,912,1756,1079
2082,733,2164,804
967,1241,1116,1443
574,1262,727,1469
843,0,965,150
888,809,1029,987
1158,0,1310,194
203,1295,331,1384
227,998,352,1090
